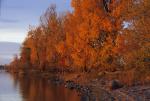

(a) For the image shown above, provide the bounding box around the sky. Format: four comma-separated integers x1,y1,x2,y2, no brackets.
0,0,71,43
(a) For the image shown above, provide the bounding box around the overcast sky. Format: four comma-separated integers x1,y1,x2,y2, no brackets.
0,0,71,43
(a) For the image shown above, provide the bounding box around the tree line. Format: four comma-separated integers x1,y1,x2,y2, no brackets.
8,0,149,76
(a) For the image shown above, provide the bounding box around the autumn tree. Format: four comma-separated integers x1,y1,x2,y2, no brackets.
114,0,150,69
9,0,149,76
66,0,128,71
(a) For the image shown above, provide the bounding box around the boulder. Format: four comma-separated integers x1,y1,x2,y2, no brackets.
110,80,123,90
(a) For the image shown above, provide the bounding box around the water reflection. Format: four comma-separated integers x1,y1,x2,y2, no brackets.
0,72,81,101
0,72,22,101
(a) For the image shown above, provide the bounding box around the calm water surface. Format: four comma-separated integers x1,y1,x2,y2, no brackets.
0,71,81,101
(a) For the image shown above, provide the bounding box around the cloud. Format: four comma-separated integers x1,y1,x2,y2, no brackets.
0,18,19,23
5,6,26,9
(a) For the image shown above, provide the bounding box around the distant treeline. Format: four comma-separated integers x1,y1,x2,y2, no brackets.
8,0,149,77
0,65,5,70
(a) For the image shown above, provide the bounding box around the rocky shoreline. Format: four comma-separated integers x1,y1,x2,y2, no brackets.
48,74,150,101
48,76,94,101
89,78,150,101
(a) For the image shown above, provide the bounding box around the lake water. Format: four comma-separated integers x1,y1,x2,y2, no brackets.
0,71,81,101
